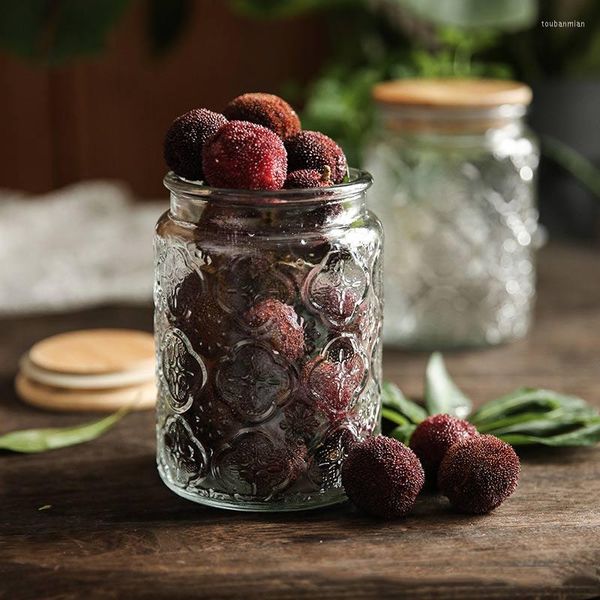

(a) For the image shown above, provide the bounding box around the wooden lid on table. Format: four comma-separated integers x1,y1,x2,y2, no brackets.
372,78,532,108
29,329,155,374
16,329,156,412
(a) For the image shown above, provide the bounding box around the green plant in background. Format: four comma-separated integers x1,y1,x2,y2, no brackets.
1,0,599,200
0,0,192,63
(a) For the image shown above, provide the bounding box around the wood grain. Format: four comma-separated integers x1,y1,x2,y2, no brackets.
1,242,599,599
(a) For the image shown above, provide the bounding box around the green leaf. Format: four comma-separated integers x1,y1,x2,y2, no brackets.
381,407,410,427
47,0,130,63
424,353,472,418
497,418,600,447
542,135,600,200
147,0,191,57
0,408,128,453
470,388,588,426
390,423,417,446
381,381,427,424
476,406,599,435
228,0,356,19
394,0,537,30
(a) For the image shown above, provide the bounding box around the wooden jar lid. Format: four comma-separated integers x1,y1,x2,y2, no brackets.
28,329,155,375
372,78,532,108
16,329,156,412
15,374,156,413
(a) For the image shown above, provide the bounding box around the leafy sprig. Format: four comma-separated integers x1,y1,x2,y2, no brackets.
382,354,600,448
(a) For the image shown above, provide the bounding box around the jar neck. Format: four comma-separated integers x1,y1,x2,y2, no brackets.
164,169,372,234
377,103,527,138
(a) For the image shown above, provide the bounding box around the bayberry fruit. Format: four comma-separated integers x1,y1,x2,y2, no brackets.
284,166,332,189
223,92,301,139
409,414,478,480
438,434,520,514
342,436,425,518
164,108,227,181
244,298,304,362
203,121,287,190
285,130,347,184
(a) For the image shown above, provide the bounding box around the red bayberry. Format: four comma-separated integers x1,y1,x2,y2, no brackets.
203,121,287,190
244,298,305,362
216,343,292,422
342,436,425,518
223,92,301,139
164,108,227,181
284,167,332,189
438,434,520,514
285,131,347,184
215,430,306,497
409,414,478,479
302,351,366,417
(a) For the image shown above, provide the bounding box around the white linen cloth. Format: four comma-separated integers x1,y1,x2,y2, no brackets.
0,181,165,314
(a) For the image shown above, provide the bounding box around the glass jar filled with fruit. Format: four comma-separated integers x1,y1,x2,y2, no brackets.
155,93,383,511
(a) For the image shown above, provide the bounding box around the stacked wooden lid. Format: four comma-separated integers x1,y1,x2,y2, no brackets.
15,329,156,412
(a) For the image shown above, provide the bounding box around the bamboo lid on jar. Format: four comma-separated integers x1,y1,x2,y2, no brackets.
372,78,532,108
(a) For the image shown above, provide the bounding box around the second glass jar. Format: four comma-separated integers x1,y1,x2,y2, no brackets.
154,170,383,511
365,79,540,349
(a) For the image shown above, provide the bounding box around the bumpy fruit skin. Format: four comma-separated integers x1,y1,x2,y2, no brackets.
409,414,478,479
284,167,332,189
244,298,304,362
223,93,301,139
342,436,425,518
164,108,227,181
438,434,520,514
203,121,287,190
285,131,347,184
302,352,365,418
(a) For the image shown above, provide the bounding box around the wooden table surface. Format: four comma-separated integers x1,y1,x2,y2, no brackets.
1,242,599,600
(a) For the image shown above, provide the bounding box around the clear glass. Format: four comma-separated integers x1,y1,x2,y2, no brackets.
154,169,383,511
364,104,540,349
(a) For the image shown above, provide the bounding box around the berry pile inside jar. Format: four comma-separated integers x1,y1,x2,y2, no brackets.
156,93,382,507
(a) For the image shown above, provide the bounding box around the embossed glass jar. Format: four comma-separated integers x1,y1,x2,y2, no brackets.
365,79,540,348
154,169,383,511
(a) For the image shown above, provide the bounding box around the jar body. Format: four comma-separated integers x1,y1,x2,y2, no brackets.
365,118,539,349
154,174,383,511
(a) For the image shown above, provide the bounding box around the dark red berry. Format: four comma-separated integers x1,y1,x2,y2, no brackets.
223,93,301,139
409,414,478,479
164,108,227,181
312,424,359,488
170,273,235,359
216,255,295,314
284,167,332,189
285,131,347,184
302,351,366,418
203,121,287,190
438,435,520,514
342,436,425,519
281,392,322,446
185,384,240,450
215,430,306,497
244,298,304,362
216,343,293,422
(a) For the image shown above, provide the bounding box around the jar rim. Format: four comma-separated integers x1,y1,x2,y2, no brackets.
163,167,372,205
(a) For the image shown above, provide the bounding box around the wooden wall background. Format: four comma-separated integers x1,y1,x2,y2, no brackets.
0,2,326,197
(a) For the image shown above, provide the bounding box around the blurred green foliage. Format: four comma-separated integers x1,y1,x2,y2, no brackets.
0,0,191,63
